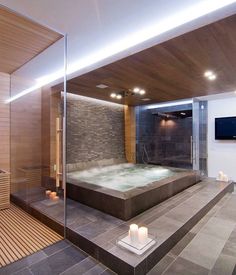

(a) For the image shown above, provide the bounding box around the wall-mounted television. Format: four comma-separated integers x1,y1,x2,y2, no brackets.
215,116,236,140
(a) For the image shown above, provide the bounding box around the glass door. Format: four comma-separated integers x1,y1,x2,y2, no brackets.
9,29,67,236
136,102,193,169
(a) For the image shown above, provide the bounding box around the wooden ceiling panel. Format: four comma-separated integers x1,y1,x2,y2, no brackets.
0,6,63,74
56,14,236,106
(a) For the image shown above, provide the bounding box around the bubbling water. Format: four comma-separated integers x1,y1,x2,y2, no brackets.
67,163,177,192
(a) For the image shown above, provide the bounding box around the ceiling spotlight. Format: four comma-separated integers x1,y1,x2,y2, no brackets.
204,71,213,77
133,87,140,93
116,94,122,99
110,93,116,98
204,70,216,81
139,89,146,95
208,74,216,80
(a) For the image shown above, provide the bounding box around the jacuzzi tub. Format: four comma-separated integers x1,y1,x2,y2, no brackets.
67,164,200,220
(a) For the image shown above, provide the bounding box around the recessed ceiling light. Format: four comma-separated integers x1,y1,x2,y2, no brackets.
141,98,151,101
110,93,116,98
133,87,140,93
180,112,186,115
208,74,216,80
139,89,146,95
96,84,108,89
204,70,217,81
116,94,122,99
204,71,213,77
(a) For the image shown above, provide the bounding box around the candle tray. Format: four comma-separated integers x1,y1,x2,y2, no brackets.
117,232,156,255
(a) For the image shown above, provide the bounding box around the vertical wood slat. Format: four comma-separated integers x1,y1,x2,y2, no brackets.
0,171,10,210
0,73,10,208
0,204,62,268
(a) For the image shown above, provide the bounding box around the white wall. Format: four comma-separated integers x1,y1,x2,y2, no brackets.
208,97,236,181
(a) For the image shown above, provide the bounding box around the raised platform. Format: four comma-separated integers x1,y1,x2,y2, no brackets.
67,169,200,220
12,178,234,274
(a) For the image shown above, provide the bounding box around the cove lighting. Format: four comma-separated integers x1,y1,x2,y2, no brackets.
6,0,236,103
146,99,193,110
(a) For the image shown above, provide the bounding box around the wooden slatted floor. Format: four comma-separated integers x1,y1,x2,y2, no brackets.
0,204,62,268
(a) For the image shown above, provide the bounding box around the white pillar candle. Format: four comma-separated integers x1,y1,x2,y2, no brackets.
218,171,224,180
138,227,148,245
50,191,57,199
45,190,51,197
52,195,59,201
129,224,139,244
223,174,228,182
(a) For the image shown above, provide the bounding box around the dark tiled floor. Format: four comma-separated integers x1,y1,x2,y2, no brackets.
0,240,115,275
148,192,236,275
10,180,234,274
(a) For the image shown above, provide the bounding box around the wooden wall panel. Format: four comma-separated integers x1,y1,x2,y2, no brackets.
0,72,10,171
124,106,136,163
10,89,42,193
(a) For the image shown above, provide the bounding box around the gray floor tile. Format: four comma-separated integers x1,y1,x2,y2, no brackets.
199,217,235,241
100,268,117,274
169,232,196,257
29,246,87,275
222,241,236,258
0,251,47,275
180,232,225,270
210,254,236,275
163,257,209,275
147,254,175,275
60,257,98,275
12,267,33,275
43,240,71,256
83,263,107,275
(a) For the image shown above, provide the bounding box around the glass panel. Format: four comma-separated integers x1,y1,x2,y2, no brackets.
136,103,193,169
192,99,208,175
9,35,66,236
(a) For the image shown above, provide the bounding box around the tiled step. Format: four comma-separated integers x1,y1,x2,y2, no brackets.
149,192,236,275
65,179,233,275
11,179,234,275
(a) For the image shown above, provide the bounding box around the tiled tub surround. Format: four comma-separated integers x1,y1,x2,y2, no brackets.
17,179,233,275
66,164,200,220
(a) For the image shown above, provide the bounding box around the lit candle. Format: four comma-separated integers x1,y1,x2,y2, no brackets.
129,224,139,244
138,227,148,245
218,171,224,180
52,195,59,201
223,174,228,182
45,190,51,197
50,191,57,199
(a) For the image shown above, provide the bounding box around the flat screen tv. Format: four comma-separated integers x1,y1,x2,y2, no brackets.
215,116,236,140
